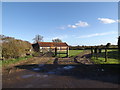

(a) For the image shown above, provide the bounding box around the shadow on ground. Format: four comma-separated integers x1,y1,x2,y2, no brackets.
15,63,120,84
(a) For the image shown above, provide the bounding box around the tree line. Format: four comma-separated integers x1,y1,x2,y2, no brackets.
1,34,120,59
33,34,62,43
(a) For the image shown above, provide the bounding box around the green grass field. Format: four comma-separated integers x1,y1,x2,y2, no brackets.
2,49,118,66
56,50,83,57
91,49,119,64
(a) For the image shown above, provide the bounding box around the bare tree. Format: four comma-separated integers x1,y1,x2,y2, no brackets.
52,38,62,42
33,34,43,43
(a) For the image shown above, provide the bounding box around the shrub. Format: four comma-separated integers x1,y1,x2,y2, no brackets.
1,35,32,59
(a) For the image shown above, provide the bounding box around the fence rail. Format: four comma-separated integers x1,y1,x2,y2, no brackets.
89,48,118,62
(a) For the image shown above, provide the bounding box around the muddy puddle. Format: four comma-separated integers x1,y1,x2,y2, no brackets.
22,74,48,79
38,64,45,67
63,66,75,70
32,68,41,71
22,74,34,78
21,64,75,78
2,60,120,88
45,65,75,75
21,65,75,79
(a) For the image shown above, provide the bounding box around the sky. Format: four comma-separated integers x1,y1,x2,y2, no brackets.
2,2,119,46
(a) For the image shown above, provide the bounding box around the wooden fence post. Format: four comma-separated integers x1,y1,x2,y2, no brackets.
94,48,98,59
93,48,95,59
49,47,51,52
96,47,98,60
99,48,102,53
66,47,69,57
105,47,107,62
59,47,61,57
55,47,57,57
91,47,93,56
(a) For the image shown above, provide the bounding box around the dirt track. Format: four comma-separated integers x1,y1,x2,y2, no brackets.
2,51,120,88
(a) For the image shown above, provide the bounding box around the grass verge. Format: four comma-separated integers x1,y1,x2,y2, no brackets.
91,57,119,64
1,55,33,66
91,49,119,64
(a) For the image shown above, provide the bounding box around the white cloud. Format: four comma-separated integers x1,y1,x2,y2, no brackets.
68,21,89,29
98,18,116,24
68,25,77,28
77,31,117,38
75,21,89,27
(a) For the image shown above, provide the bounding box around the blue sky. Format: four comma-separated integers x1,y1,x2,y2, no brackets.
2,2,118,46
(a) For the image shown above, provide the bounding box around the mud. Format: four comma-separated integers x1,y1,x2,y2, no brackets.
2,50,120,88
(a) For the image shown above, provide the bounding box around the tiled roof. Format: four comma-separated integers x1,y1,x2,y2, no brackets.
37,42,68,47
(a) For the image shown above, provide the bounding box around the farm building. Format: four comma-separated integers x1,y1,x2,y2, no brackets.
32,42,69,56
